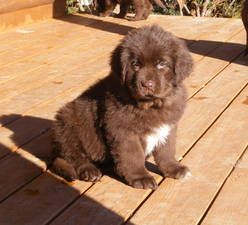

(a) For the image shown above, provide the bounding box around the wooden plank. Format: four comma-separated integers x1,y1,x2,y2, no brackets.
0,0,65,33
0,0,63,15
177,53,248,157
127,74,248,225
83,16,243,65
0,152,45,202
0,13,194,68
0,20,68,54
0,23,98,68
201,149,248,225
0,65,110,125
0,14,239,53
0,172,92,225
0,14,140,69
0,132,50,201
102,14,237,41
0,15,239,83
0,16,96,54
0,143,10,162
49,175,159,225
0,33,119,101
189,19,243,62
0,4,54,32
44,52,248,225
186,29,246,97
0,27,121,84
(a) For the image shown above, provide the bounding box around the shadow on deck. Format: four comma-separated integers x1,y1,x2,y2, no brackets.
0,119,137,225
56,14,247,65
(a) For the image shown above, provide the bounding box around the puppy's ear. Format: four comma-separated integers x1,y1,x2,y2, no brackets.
110,45,127,85
174,40,193,84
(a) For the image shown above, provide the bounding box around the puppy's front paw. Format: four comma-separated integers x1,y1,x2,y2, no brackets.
163,164,191,179
78,164,102,182
129,175,158,190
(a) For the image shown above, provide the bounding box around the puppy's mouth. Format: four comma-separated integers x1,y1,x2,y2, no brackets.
130,85,172,102
142,94,156,99
133,91,158,101
128,78,170,101
128,84,158,100
135,83,158,100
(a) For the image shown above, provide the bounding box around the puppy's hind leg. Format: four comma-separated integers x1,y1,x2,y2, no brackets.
53,155,102,182
116,1,129,18
52,157,77,181
52,120,102,182
60,144,102,182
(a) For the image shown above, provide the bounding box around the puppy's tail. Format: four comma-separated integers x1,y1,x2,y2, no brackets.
52,157,78,181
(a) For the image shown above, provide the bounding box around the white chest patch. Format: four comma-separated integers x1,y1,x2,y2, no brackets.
145,124,171,156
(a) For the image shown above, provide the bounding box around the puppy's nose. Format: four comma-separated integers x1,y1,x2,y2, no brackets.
141,80,155,89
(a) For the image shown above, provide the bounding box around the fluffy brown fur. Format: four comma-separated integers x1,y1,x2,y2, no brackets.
242,0,248,54
96,0,165,21
52,25,193,190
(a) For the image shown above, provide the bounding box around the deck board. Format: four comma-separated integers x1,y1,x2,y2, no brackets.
0,172,92,225
0,14,247,225
201,149,248,225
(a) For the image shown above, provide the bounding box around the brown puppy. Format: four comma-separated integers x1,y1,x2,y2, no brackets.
242,0,248,54
52,25,193,190
96,0,165,21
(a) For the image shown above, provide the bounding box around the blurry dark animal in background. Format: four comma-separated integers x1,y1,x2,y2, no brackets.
242,0,248,54
95,0,166,21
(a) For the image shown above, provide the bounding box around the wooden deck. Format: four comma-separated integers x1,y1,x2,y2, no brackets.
0,14,247,225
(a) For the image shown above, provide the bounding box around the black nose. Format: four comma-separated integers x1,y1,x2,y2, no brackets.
141,80,155,89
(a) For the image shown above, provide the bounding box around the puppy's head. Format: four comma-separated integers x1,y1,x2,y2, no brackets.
111,25,193,101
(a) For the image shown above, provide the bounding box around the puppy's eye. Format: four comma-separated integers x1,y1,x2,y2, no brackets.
157,61,168,70
131,59,140,71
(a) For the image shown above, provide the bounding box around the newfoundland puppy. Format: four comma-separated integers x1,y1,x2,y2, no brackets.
52,25,193,190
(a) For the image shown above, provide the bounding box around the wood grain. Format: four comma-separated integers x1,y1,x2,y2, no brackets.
0,172,92,225
201,149,248,225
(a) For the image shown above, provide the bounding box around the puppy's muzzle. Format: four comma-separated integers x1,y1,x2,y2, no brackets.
140,79,155,96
